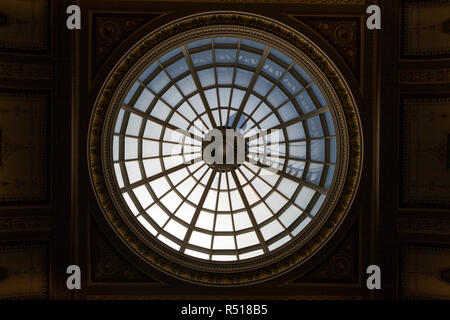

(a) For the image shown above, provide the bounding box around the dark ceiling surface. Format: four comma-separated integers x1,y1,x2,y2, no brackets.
0,0,448,300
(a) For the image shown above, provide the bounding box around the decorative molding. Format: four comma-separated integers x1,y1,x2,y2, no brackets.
402,0,450,58
0,62,52,80
442,268,450,284
398,217,450,235
92,13,161,76
289,226,357,283
0,242,48,299
0,216,52,233
0,0,50,53
0,89,50,205
399,68,450,83
294,16,361,79
400,245,450,300
91,221,159,283
88,12,362,285
400,96,450,208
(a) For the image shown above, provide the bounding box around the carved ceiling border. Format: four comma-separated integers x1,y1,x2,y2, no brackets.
88,12,362,285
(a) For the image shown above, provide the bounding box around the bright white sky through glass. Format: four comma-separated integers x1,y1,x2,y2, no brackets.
112,36,336,262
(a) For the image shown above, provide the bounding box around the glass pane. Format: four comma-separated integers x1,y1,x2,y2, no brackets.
252,103,271,123
139,62,158,82
166,58,189,78
295,91,316,114
185,249,209,259
175,202,196,223
149,176,171,198
310,194,326,217
123,192,139,215
189,231,212,249
243,94,260,115
252,202,272,224
157,234,180,250
267,86,288,108
234,68,252,87
215,214,233,232
142,140,159,158
124,137,139,160
150,100,171,121
277,178,298,198
114,163,124,187
293,64,312,83
310,139,325,162
198,68,215,87
214,37,238,44
124,82,139,104
268,235,290,251
213,235,235,250
143,158,162,177
307,116,324,138
162,86,183,107
294,186,315,210
239,249,264,260
125,160,141,183
325,112,336,136
265,192,287,214
204,89,218,109
281,72,303,94
147,204,169,227
164,219,187,240
324,165,335,189
143,121,162,139
306,163,323,185
113,136,119,161
230,89,245,109
215,49,237,63
311,84,327,107
270,48,292,65
148,72,170,93
188,93,206,114
137,215,157,234
134,88,154,112
187,39,210,49
236,231,259,248
260,220,284,240
115,109,125,133
177,75,196,96
263,59,285,80
219,87,231,106
191,50,213,67
159,47,182,63
279,205,302,228
133,185,153,209
292,217,311,236
216,67,234,84
126,113,142,137
286,123,306,141
238,50,261,67
160,191,183,212
278,102,299,122
253,76,272,96
260,114,280,129
211,255,237,261
196,210,215,230
330,138,337,163
233,211,252,230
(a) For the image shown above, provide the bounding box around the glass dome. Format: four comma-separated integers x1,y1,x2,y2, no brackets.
111,36,337,262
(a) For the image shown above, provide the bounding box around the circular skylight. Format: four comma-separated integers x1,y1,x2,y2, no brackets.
111,36,337,262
